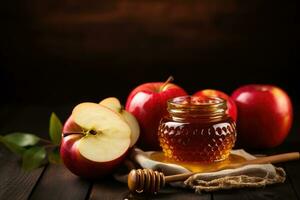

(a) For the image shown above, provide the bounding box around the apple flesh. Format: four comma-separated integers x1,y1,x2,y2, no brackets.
125,78,187,150
99,97,140,147
231,85,293,148
99,97,122,113
193,89,237,121
60,103,131,179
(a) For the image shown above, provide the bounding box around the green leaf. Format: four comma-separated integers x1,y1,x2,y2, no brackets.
0,135,26,155
3,132,40,147
49,112,62,145
48,148,62,164
22,146,46,170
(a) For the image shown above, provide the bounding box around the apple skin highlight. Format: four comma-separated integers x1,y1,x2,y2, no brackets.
125,82,187,150
231,84,293,148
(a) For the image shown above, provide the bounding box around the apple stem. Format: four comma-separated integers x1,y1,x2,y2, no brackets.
159,76,174,92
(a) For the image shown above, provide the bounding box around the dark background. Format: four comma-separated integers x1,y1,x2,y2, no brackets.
1,0,299,107
0,2,299,199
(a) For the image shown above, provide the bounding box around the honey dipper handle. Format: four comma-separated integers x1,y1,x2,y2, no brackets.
165,152,300,183
164,172,195,182
226,152,300,169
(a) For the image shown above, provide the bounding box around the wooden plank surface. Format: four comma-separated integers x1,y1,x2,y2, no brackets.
282,117,300,199
89,178,131,200
89,178,211,200
0,147,45,200
29,164,91,200
285,162,300,199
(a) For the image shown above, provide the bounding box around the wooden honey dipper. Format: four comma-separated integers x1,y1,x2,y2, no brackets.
128,152,300,194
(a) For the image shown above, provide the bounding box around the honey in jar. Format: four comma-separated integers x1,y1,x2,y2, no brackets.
158,96,237,162
150,152,246,173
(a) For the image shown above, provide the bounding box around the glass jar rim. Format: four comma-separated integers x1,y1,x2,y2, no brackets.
167,96,228,120
167,95,226,109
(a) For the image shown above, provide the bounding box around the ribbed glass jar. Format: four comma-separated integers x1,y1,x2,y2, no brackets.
158,96,237,162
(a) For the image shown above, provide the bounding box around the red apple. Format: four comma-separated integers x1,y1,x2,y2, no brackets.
125,77,187,150
193,89,238,121
231,85,293,148
60,103,131,179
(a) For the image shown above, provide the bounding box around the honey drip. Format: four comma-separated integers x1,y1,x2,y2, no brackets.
150,152,246,173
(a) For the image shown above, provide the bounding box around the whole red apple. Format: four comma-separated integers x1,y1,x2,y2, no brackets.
231,85,293,148
125,77,187,150
60,103,131,179
193,89,237,121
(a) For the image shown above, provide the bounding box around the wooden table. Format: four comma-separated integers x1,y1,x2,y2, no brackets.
0,105,299,200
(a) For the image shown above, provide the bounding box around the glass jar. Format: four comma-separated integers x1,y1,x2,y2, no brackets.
158,96,237,162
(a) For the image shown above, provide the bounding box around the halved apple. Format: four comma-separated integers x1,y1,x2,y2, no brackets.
99,97,122,113
99,97,140,147
60,102,131,179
